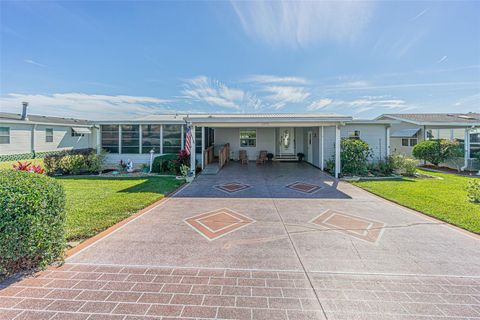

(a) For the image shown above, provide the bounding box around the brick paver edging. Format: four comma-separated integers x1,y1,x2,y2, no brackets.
1,263,479,320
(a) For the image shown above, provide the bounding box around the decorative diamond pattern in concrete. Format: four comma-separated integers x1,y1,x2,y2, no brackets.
311,209,386,243
214,182,251,194
286,181,322,194
185,209,255,241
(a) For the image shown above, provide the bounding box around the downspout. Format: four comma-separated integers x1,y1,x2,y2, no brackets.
31,124,37,158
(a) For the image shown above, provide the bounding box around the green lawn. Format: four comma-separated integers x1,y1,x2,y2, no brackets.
0,158,44,170
58,176,183,241
352,170,480,234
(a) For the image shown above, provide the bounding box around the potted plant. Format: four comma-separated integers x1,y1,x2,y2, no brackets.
141,163,149,174
297,152,305,162
266,153,274,161
180,164,194,183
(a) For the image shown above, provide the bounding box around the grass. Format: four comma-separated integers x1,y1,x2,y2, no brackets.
58,176,184,241
352,169,480,234
0,158,44,170
0,159,184,243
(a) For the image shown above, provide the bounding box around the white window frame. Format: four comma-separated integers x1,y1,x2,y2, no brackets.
240,129,256,148
0,127,10,144
348,130,360,139
45,128,54,143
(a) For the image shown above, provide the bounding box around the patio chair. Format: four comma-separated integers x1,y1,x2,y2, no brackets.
239,150,248,165
256,150,268,165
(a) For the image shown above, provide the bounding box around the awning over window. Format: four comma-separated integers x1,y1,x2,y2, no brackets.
72,127,92,134
391,128,420,138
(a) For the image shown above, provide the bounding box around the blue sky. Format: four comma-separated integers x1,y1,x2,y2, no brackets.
1,1,479,119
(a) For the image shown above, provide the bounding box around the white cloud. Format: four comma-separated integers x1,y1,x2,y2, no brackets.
437,55,448,63
231,1,374,48
411,9,428,21
181,76,261,110
262,86,310,109
245,75,308,84
307,98,333,111
24,59,46,67
0,93,172,120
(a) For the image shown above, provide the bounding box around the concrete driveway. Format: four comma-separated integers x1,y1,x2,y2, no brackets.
1,162,479,320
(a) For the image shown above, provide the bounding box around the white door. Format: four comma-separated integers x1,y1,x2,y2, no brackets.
279,127,295,154
307,131,313,163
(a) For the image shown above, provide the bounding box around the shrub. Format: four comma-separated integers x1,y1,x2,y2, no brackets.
413,139,463,166
403,158,418,176
325,159,335,173
466,180,480,203
388,154,417,176
0,170,66,276
340,138,372,176
151,154,177,173
44,149,105,175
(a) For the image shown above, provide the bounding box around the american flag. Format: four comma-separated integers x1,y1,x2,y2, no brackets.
185,127,192,155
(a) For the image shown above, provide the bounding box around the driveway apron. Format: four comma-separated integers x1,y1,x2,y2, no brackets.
2,162,479,320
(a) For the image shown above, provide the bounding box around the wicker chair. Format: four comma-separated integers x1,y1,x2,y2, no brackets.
256,150,268,165
239,150,248,165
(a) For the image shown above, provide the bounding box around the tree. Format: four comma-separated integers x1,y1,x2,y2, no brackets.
412,139,463,166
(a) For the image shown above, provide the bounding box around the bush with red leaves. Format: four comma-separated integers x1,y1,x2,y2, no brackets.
12,161,45,174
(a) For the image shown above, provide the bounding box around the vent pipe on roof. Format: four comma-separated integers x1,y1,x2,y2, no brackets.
21,102,29,120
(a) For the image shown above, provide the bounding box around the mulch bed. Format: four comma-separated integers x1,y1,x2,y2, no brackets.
420,165,480,177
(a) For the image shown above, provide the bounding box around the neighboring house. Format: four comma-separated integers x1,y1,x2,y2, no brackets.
0,103,96,160
377,113,480,170
96,113,395,178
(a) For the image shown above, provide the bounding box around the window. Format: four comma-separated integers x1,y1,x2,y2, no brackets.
163,124,182,154
402,138,409,146
121,125,139,154
45,128,53,143
409,139,417,146
0,127,10,144
142,124,161,153
101,125,119,153
240,129,256,147
348,130,360,139
71,129,84,137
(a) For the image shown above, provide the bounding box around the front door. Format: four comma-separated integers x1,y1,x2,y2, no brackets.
307,131,313,163
279,127,295,154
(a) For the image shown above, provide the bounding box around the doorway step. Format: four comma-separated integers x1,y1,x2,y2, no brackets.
273,154,298,162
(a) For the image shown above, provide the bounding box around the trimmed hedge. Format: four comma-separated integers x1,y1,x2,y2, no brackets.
0,170,66,276
152,154,178,173
44,148,105,175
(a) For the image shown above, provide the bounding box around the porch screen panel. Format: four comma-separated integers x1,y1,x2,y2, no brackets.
142,124,161,153
195,127,202,153
121,125,139,154
101,125,119,153
163,124,182,154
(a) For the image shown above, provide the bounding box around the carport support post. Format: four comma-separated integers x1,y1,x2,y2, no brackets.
190,125,196,176
463,128,470,171
335,125,341,178
386,126,391,158
320,126,324,171
95,126,101,154
201,126,205,170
